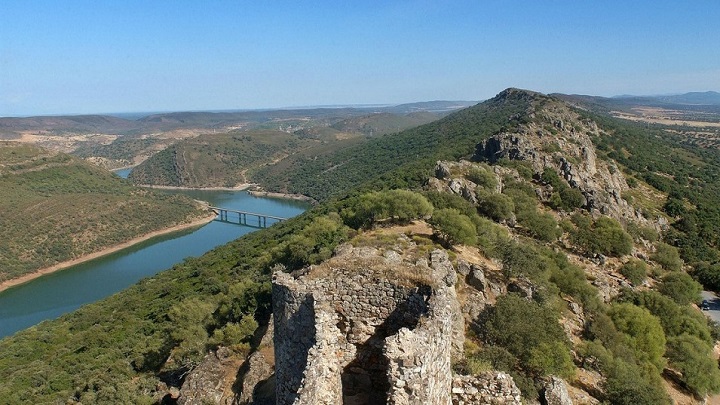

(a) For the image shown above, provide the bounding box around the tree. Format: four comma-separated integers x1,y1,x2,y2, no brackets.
428,208,477,246
620,259,648,286
657,271,702,305
341,190,432,228
651,242,682,272
666,334,720,396
607,303,666,371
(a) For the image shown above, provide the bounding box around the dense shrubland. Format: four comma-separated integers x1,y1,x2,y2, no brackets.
3,90,720,404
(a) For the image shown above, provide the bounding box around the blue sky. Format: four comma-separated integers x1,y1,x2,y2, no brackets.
1,1,718,116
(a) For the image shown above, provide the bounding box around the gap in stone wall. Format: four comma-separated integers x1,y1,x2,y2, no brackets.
341,287,431,405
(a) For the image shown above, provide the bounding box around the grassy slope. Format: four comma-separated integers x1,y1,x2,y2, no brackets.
0,142,207,281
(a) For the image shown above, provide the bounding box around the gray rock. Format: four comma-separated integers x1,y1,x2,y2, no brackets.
178,349,229,405
467,265,486,291
507,277,536,299
436,161,452,179
456,259,472,277
544,376,573,405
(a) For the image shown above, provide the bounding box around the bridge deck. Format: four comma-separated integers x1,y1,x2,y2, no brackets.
209,206,288,221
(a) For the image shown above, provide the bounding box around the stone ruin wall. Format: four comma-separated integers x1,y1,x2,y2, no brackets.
272,248,461,405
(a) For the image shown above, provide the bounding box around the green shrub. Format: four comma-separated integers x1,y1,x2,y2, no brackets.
467,166,498,190
527,341,575,379
423,191,477,218
607,303,666,370
500,241,545,279
693,262,720,291
620,259,648,286
476,345,517,372
521,210,562,242
657,271,702,306
273,213,350,269
476,190,514,222
480,294,570,369
651,242,683,272
626,222,659,242
622,290,712,344
666,334,720,396
571,214,633,256
497,158,534,179
604,359,671,405
428,208,477,246
549,263,601,312
475,216,510,258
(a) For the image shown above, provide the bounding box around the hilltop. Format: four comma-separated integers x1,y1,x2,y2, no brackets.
1,89,720,404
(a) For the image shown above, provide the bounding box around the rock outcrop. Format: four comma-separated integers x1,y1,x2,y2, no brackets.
178,347,236,405
543,376,573,405
471,95,654,227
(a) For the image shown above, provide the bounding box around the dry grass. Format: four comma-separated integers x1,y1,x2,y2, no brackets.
612,108,720,128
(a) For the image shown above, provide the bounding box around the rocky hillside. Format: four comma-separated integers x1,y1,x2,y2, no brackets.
2,89,720,404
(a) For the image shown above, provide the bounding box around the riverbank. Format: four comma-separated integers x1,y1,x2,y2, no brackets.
0,212,217,294
248,190,317,204
136,183,254,191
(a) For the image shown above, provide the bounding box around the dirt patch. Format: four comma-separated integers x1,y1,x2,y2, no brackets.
612,109,720,128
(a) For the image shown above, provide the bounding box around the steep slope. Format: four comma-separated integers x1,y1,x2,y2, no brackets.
2,89,720,404
0,142,209,283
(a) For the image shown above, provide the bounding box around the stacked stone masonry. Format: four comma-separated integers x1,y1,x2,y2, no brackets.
272,247,463,405
452,373,522,405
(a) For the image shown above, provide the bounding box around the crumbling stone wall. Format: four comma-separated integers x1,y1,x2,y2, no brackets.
272,246,461,405
452,373,522,404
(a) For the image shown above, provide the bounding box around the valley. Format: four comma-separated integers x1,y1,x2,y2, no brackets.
3,89,720,404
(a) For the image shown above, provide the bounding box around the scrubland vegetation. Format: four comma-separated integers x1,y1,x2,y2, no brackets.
0,142,206,282
3,90,720,404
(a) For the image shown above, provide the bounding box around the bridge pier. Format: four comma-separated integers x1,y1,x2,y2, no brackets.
210,206,287,228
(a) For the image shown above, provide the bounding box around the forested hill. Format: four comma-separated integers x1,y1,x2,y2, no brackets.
252,88,536,200
127,111,443,188
0,142,208,282
3,89,720,403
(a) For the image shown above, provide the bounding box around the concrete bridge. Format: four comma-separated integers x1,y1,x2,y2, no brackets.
210,206,288,228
